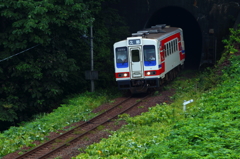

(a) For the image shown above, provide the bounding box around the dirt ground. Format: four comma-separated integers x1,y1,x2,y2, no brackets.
3,84,178,159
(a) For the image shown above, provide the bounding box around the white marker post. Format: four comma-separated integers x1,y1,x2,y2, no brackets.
183,99,194,112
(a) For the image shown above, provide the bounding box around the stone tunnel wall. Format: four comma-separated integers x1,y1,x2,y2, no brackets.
112,0,240,68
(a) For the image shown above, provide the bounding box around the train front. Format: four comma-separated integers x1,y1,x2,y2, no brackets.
114,37,160,93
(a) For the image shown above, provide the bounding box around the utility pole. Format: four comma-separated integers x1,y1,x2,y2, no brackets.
84,25,98,92
90,25,94,92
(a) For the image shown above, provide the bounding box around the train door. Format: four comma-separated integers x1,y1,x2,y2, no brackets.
129,47,144,79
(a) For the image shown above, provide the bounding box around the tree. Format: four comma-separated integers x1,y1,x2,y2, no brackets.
89,2,130,88
0,0,103,122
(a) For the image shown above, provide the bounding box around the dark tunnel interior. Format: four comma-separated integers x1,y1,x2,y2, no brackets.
145,6,202,69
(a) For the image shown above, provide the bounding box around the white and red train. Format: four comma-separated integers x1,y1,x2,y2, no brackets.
114,24,185,93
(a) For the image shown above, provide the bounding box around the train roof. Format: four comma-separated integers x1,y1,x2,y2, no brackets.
131,24,181,40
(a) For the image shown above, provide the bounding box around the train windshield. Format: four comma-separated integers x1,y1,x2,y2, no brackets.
143,45,156,66
116,47,128,68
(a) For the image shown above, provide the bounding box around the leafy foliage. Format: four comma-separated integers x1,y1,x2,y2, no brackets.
74,28,240,158
0,90,120,157
217,24,240,65
222,25,240,55
0,0,102,122
0,0,129,122
0,0,99,51
84,3,130,88
144,55,240,159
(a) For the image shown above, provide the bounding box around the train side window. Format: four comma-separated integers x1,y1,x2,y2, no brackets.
173,40,175,52
177,39,179,50
173,40,175,53
168,42,171,56
169,43,171,55
177,39,178,50
163,44,167,57
168,43,170,55
163,45,166,58
175,39,177,52
166,44,168,57
168,43,170,56
172,41,174,53
169,41,172,55
167,43,169,56
172,39,176,53
165,44,167,57
167,43,169,55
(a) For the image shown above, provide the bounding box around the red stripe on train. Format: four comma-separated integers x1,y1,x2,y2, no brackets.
115,72,130,78
144,62,165,76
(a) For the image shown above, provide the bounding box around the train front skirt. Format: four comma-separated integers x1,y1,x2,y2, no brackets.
117,78,159,93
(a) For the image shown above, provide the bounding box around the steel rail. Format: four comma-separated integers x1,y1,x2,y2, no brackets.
14,96,132,159
38,94,151,159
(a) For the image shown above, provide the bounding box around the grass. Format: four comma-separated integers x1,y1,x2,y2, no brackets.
73,53,240,158
65,137,74,143
136,99,141,102
97,125,105,131
83,137,89,141
0,89,121,158
55,138,63,143
73,129,84,135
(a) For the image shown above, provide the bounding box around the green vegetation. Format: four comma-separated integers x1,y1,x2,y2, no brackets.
1,3,239,158
0,90,120,158
144,56,240,159
73,28,240,158
0,0,129,122
0,0,101,122
97,125,105,131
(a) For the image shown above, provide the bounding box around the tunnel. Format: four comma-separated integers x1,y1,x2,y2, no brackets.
145,6,202,69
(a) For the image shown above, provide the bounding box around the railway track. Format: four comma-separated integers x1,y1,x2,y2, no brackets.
15,94,151,159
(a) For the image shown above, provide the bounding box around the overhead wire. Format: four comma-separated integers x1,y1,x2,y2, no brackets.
0,44,40,63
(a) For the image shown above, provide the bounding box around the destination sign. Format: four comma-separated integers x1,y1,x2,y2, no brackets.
116,47,127,52
128,39,141,45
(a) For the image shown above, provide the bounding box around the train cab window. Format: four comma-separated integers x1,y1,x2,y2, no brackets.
143,45,156,66
116,47,128,68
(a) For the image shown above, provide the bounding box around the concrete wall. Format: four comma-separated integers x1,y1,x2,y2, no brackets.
112,0,240,68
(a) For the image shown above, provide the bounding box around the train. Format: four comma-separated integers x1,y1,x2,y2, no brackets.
113,24,185,93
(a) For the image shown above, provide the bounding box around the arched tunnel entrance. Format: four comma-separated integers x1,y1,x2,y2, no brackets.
145,6,202,69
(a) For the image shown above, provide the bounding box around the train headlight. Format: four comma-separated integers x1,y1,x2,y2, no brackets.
145,71,156,76
118,73,129,77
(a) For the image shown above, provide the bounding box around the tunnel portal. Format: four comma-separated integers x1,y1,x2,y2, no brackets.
145,6,202,69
